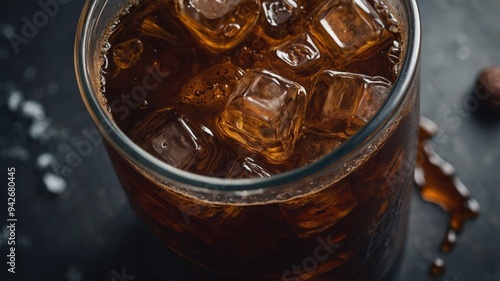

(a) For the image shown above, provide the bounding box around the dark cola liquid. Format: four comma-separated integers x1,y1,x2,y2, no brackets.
102,0,404,176
100,0,418,280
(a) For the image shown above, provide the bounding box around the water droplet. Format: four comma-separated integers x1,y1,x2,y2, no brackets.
457,46,470,60
43,173,67,194
1,24,14,37
441,229,457,253
66,265,83,281
417,117,480,277
47,83,59,95
7,90,23,111
36,153,55,169
429,258,445,277
21,100,45,120
24,66,37,81
0,227,9,245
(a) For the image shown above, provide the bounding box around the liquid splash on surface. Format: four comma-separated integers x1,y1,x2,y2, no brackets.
415,117,480,276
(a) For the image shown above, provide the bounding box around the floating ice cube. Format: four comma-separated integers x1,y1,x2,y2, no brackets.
307,70,391,137
113,39,143,69
227,157,272,178
150,117,200,169
310,0,386,60
275,32,323,73
130,110,224,173
262,0,298,26
218,69,307,162
176,0,260,52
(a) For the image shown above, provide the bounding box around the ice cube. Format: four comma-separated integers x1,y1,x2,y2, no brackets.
275,32,323,73
130,110,224,172
261,0,301,39
151,118,199,169
190,0,242,19
218,69,307,163
307,70,392,137
113,39,143,69
176,0,260,52
227,157,272,178
262,0,298,27
310,0,386,60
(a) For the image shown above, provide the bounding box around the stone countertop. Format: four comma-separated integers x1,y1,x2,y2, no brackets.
0,0,499,280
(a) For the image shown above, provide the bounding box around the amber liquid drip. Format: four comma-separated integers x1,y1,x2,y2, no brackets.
416,117,480,276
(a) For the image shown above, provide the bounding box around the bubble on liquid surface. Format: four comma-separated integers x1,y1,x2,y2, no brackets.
113,39,143,69
218,69,307,163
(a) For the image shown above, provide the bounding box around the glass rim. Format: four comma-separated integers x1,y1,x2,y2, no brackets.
75,0,421,192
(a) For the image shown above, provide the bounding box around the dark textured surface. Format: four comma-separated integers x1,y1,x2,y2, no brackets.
0,0,499,280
